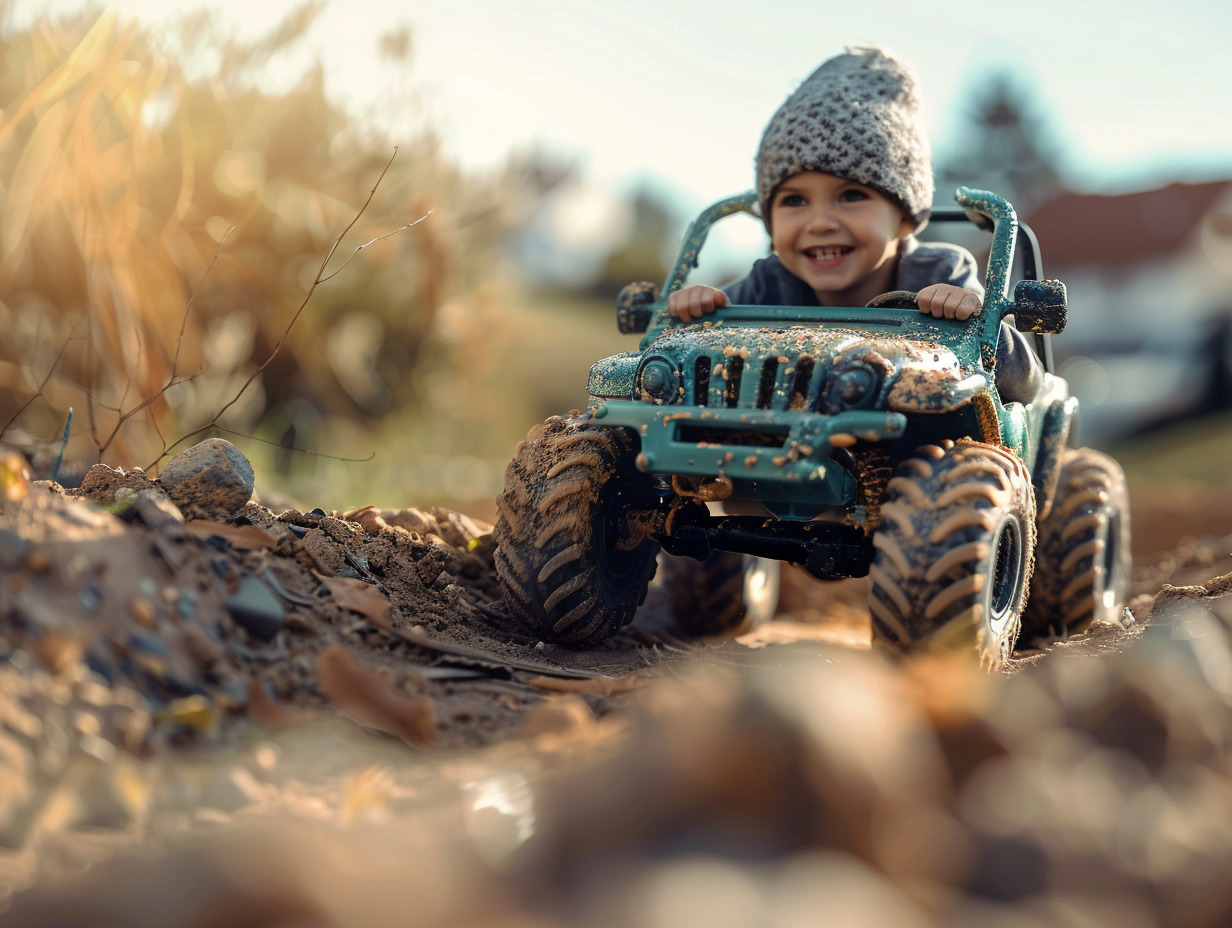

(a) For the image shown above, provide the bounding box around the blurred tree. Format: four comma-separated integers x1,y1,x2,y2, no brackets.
591,186,676,297
0,5,543,495
934,71,1064,215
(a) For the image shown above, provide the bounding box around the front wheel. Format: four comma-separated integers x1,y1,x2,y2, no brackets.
494,417,659,647
869,439,1037,668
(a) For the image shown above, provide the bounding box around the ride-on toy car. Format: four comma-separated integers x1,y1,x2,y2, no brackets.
494,187,1131,665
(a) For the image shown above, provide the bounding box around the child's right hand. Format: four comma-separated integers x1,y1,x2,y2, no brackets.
668,285,730,321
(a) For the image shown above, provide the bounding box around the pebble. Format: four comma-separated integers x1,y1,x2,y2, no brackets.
224,576,285,642
84,651,115,684
118,489,186,532
177,589,197,619
130,596,155,628
78,586,102,613
155,695,216,733
128,632,169,657
158,439,255,518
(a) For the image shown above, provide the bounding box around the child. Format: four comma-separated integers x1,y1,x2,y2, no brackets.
668,46,1040,404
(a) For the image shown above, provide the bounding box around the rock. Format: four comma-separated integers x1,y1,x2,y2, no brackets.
225,576,285,641
117,488,185,532
158,439,255,519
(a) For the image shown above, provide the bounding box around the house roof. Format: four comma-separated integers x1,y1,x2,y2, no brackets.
1024,180,1232,267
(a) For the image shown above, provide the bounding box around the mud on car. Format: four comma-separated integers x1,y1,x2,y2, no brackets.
494,188,1131,665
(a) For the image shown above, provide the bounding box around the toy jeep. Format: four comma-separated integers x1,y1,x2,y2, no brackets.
494,187,1131,664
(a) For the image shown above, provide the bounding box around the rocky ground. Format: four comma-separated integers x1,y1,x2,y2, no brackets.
1,438,1231,927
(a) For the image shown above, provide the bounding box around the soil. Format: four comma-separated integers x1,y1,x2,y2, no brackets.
2,440,1232,927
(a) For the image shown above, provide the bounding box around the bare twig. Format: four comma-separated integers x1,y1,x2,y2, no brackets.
318,210,431,284
153,147,419,469
171,226,232,375
52,407,73,483
0,320,83,438
212,424,376,463
207,147,402,429
96,229,232,457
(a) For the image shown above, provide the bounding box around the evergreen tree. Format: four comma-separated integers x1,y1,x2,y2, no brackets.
935,71,1063,215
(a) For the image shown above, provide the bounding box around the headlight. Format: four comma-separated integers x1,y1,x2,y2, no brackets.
640,358,681,404
821,363,881,414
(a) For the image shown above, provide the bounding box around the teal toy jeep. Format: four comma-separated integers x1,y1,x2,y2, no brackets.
494,188,1131,665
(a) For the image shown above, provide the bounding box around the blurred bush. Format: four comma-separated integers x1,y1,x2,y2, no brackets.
0,5,559,505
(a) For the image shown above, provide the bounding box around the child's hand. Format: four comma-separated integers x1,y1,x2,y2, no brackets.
668,285,730,321
917,284,981,320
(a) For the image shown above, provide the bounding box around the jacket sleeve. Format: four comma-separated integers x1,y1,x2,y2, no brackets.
723,255,819,306
897,240,985,300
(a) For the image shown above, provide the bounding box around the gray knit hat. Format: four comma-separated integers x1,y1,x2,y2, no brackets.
756,47,934,230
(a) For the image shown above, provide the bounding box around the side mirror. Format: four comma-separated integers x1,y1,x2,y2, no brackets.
1010,278,1067,334
616,281,659,334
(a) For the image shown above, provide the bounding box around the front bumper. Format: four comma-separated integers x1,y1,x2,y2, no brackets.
591,400,906,489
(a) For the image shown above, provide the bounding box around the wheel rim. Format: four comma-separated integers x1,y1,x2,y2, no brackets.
987,514,1025,637
1097,510,1124,614
741,556,780,627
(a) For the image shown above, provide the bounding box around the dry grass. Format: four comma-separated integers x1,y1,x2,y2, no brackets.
0,6,559,504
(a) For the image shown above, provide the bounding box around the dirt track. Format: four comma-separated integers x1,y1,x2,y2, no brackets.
2,448,1232,926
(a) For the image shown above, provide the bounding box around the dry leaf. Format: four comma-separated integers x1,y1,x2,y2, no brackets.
246,678,305,727
527,674,643,696
322,575,391,624
317,646,435,745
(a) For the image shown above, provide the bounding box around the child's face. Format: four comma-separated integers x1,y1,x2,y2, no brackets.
769,171,914,307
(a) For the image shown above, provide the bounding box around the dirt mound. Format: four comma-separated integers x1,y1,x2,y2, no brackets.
3,440,1232,925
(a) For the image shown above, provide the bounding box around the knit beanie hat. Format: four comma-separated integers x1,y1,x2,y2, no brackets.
756,46,934,230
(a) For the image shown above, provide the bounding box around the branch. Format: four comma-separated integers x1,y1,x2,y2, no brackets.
0,319,83,438
318,210,431,284
205,147,401,430
153,147,417,470
96,230,231,457
213,424,376,463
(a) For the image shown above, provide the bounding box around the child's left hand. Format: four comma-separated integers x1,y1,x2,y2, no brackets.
917,284,981,320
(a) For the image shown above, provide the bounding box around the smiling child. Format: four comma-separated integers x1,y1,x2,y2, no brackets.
667,46,1039,403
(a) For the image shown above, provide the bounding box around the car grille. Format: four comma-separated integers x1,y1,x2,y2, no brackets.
691,352,817,411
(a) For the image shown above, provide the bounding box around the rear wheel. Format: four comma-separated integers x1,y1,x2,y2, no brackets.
869,439,1036,668
1021,448,1131,641
661,552,781,637
494,417,659,647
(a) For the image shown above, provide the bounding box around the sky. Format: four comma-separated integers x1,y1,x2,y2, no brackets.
10,0,1232,201
9,0,1232,266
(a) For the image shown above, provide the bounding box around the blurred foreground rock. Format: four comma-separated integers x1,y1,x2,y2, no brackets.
7,593,1232,927
3,435,1232,926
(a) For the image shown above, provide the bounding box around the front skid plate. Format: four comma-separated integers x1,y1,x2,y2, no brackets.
656,514,874,580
